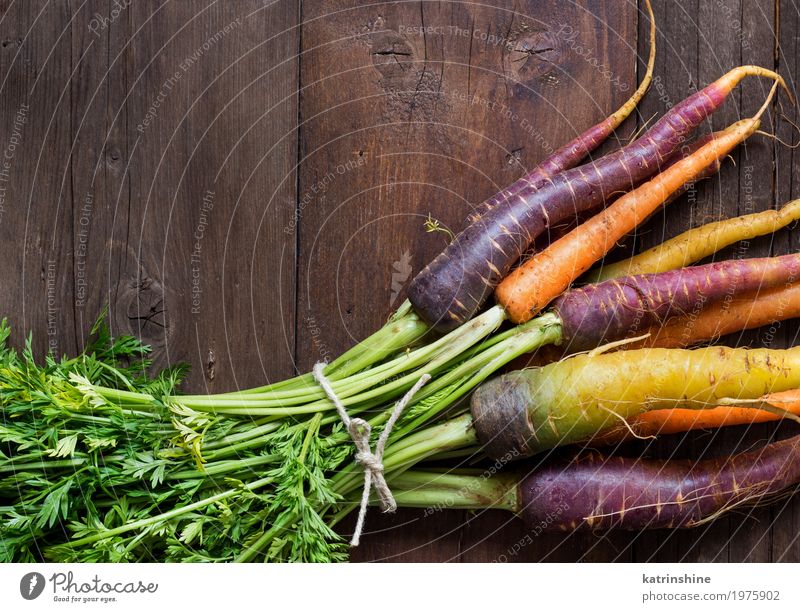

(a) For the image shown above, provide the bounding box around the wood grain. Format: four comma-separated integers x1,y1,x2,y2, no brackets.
0,0,77,358
772,0,800,563
2,0,799,562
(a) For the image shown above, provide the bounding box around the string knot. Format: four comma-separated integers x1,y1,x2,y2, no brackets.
312,362,430,546
354,451,383,473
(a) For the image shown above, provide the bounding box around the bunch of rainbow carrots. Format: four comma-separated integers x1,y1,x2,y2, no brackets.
4,2,800,562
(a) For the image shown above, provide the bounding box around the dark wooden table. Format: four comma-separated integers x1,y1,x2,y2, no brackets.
2,0,799,562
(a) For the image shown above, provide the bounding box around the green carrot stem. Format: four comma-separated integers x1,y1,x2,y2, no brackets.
229,301,428,395
257,312,561,544
199,419,281,450
381,470,518,512
65,395,162,419
199,400,386,461
326,470,519,530
233,507,294,563
0,458,89,473
203,315,430,404
52,309,559,561
171,307,504,412
165,454,279,479
323,307,430,379
198,392,389,461
314,312,561,454
235,414,479,562
84,306,428,410
87,387,158,405
299,414,322,464
225,417,329,563
427,446,482,461
59,413,114,425
329,413,478,506
392,313,562,437
310,317,563,547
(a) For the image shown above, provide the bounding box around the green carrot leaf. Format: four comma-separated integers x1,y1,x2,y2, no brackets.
46,433,79,458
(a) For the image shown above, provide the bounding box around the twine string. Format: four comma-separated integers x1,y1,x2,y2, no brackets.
312,363,431,546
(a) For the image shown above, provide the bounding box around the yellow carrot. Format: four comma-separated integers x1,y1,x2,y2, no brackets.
472,344,800,458
588,199,800,282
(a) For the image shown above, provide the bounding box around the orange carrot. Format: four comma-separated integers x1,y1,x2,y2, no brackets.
495,86,780,324
636,283,800,349
594,390,800,444
594,286,800,444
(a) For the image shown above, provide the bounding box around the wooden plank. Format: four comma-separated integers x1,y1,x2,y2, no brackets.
772,0,800,563
631,0,739,564
0,0,300,560
724,0,779,564
452,0,639,564
5,0,800,563
630,0,789,563
297,0,465,562
1,0,299,389
102,0,299,390
67,0,122,353
0,1,77,357
629,0,702,563
297,0,637,561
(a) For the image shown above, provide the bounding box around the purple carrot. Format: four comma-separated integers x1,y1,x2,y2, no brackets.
408,66,786,333
466,0,658,224
552,252,800,353
531,133,721,249
517,436,800,531
391,434,800,531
